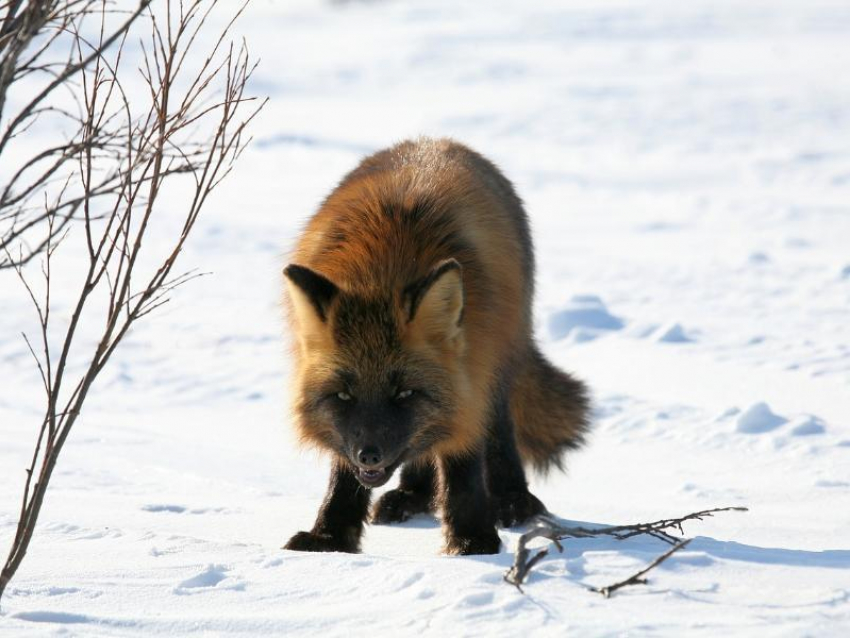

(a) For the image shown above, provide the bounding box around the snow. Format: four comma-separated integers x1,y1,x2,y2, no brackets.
548,295,624,341
735,402,787,434
650,322,694,344
2,0,850,635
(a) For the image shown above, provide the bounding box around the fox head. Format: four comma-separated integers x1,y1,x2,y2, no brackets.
284,259,468,488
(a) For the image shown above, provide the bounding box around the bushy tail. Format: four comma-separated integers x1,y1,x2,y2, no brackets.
509,344,591,473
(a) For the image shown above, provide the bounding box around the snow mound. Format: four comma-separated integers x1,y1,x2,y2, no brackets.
736,402,787,434
789,415,826,436
650,322,694,343
548,295,624,341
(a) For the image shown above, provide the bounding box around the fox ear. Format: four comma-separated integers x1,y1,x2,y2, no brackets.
404,259,464,343
284,264,338,343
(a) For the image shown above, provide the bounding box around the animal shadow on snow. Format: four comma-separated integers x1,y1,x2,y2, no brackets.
381,512,850,574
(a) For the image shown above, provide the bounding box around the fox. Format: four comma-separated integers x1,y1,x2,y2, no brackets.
282,137,590,555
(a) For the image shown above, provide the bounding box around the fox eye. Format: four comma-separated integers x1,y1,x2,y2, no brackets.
395,389,414,400
337,391,352,401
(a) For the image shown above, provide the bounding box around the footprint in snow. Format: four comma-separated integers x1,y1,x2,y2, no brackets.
142,504,187,513
457,591,494,607
142,504,228,515
398,571,425,589
815,480,850,488
173,564,231,594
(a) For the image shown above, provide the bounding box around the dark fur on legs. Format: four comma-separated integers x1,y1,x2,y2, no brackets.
373,379,546,531
284,459,371,553
486,377,548,527
372,462,435,524
438,452,501,555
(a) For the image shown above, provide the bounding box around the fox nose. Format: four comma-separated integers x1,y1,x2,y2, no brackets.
357,446,383,468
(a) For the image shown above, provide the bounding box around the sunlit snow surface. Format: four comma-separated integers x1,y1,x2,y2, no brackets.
2,0,849,635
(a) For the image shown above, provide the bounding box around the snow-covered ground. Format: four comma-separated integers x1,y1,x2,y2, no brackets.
2,0,850,634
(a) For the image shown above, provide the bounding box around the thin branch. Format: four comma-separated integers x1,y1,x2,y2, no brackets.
0,0,153,157
589,539,692,598
504,507,748,591
0,0,265,604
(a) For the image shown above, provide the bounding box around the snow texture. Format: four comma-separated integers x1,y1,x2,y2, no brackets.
548,295,624,341
2,0,850,635
651,322,694,344
735,402,787,434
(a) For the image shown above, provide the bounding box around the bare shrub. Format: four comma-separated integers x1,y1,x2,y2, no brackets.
0,0,265,601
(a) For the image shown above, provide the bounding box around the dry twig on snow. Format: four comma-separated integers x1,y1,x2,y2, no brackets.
588,538,692,598
504,506,748,595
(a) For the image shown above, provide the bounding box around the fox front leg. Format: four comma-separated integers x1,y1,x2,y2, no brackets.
485,387,547,527
284,458,371,553
438,452,501,555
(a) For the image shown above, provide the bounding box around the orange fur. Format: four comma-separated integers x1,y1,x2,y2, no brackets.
285,137,588,468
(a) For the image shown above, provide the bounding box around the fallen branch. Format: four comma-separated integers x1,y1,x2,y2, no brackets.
504,506,747,593
589,538,691,598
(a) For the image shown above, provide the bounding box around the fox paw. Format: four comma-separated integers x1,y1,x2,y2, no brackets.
496,490,547,528
283,530,358,553
371,488,432,524
444,530,501,556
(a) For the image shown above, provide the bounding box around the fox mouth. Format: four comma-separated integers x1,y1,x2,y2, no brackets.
354,457,403,488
